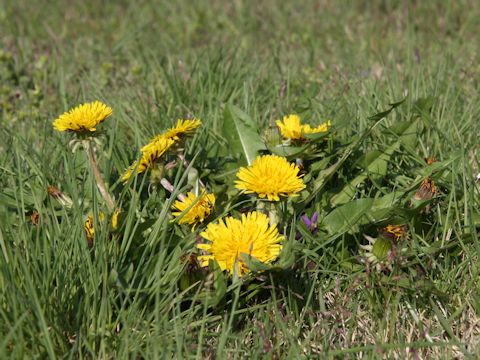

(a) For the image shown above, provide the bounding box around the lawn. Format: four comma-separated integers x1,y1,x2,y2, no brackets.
1,0,479,358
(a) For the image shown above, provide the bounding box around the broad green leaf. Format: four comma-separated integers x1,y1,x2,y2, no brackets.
323,198,374,235
418,154,460,177
296,142,356,214
369,191,404,212
387,119,420,151
303,130,331,141
323,192,404,235
361,191,406,223
331,119,418,206
222,104,267,166
412,96,435,118
368,98,406,121
269,144,308,158
240,253,272,272
354,150,384,170
309,154,335,173
298,99,405,213
330,145,397,206
275,226,297,269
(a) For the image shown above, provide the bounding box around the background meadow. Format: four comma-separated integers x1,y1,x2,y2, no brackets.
1,0,480,358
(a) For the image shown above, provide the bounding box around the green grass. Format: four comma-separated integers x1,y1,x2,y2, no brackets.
1,0,480,358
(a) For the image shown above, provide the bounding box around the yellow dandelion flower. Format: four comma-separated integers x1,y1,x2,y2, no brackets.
172,191,215,228
141,119,202,150
276,114,303,140
84,212,105,246
197,211,283,277
53,101,112,132
276,114,331,140
162,119,202,140
303,120,331,134
122,119,201,182
122,136,175,182
84,216,95,245
111,209,120,230
235,154,305,201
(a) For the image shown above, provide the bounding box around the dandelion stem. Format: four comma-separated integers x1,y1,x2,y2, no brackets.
177,153,205,188
86,140,115,211
160,178,186,201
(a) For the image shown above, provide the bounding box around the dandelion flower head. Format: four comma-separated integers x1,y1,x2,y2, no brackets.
84,212,105,245
122,136,175,182
276,114,303,140
111,209,121,230
84,211,119,244
162,119,202,141
198,211,283,276
235,154,305,201
84,215,95,244
303,120,331,135
276,114,331,140
172,191,216,229
53,101,112,133
122,118,201,183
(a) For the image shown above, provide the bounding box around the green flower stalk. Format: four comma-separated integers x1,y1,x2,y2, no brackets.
52,101,115,211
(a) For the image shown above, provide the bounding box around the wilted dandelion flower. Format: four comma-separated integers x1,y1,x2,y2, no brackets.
122,136,175,182
361,225,409,272
380,224,409,242
414,177,438,201
276,114,331,140
31,210,40,226
53,101,112,133
172,191,216,229
179,252,204,290
180,252,202,275
162,119,202,140
235,154,305,201
411,177,439,214
198,211,283,277
360,235,392,271
47,185,73,208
